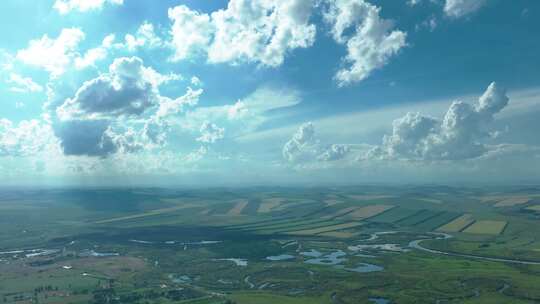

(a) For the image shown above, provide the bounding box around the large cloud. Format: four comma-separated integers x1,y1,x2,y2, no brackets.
53,57,197,157
168,0,316,67
57,57,174,119
324,0,407,86
367,82,509,161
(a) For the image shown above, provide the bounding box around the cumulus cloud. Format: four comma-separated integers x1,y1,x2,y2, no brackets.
197,121,225,144
52,56,197,157
123,22,164,52
444,0,487,18
6,73,43,93
58,57,164,119
324,0,407,86
168,5,214,61
54,0,123,14
75,34,115,69
0,119,56,157
283,122,349,163
17,28,85,77
168,0,317,67
367,82,509,161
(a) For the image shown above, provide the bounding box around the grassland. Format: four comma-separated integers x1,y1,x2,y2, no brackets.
346,204,394,220
2,186,540,304
437,214,474,232
463,220,507,235
286,222,363,235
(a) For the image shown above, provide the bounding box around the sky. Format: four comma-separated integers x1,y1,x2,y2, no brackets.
0,0,539,186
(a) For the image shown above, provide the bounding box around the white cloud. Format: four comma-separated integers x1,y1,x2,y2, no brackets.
444,0,487,18
197,121,225,143
54,0,123,14
17,28,85,77
53,56,198,157
7,73,43,93
168,0,317,67
74,34,115,69
182,86,300,138
282,122,349,163
324,0,407,86
123,22,164,52
367,82,509,161
0,119,57,157
168,5,213,61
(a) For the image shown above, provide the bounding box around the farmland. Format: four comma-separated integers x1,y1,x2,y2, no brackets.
1,186,540,303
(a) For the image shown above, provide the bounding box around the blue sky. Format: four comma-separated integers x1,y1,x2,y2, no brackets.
0,0,539,186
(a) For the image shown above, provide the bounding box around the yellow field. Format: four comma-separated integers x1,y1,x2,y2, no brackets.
227,200,249,216
95,204,196,224
463,220,507,235
494,197,531,207
347,195,393,201
323,199,343,206
323,206,357,219
347,204,394,220
257,198,285,213
437,214,474,232
317,231,361,238
417,198,443,204
286,222,363,236
525,205,540,212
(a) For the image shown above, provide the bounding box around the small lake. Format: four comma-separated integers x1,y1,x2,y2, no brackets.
340,263,384,273
305,250,347,265
215,258,248,266
369,297,390,304
266,254,295,261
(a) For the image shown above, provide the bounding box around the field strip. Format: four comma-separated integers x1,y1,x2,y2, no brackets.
525,205,540,211
323,206,358,219
255,220,344,234
318,231,361,239
347,195,394,201
463,220,507,235
347,204,394,220
437,214,473,232
494,197,531,207
248,219,335,232
285,222,363,236
257,198,286,213
227,200,249,216
95,205,196,224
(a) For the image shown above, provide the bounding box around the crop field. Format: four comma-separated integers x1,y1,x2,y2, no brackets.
367,207,420,223
395,209,442,226
2,186,540,304
494,196,531,207
257,198,286,213
437,214,475,232
227,200,249,215
285,221,363,235
413,212,462,231
346,204,394,220
463,220,508,235
525,205,540,212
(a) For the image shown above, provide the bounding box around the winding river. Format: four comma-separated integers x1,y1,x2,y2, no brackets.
408,232,540,265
